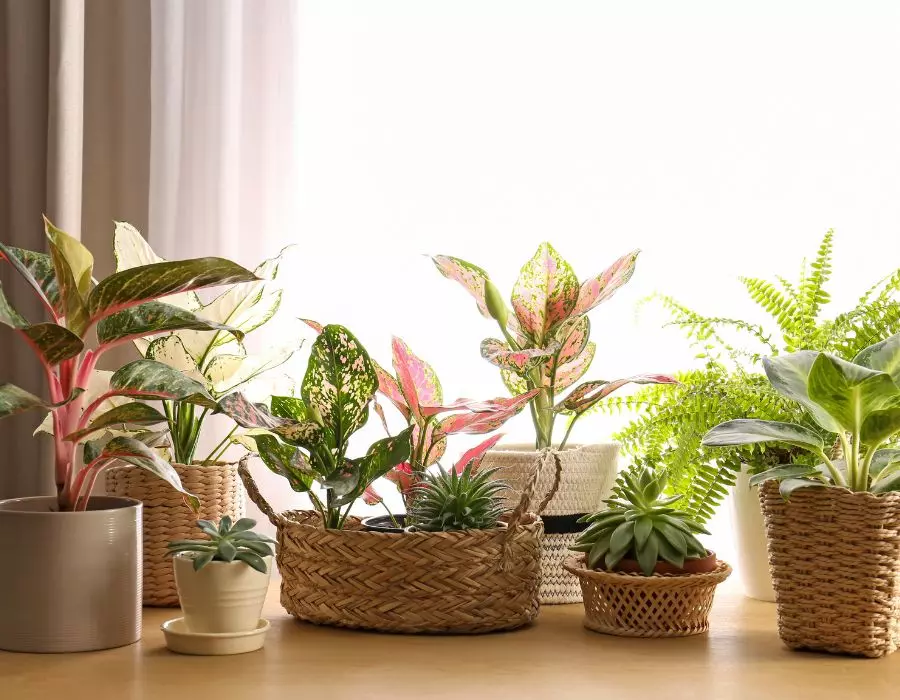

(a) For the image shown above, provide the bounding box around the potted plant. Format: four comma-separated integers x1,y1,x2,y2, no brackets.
595,230,900,601
702,334,900,657
432,243,676,602
223,323,546,634
407,464,508,532
105,224,297,606
564,466,731,637
163,516,275,655
0,218,257,652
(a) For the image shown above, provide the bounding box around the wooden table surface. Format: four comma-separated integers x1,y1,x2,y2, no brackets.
2,579,898,700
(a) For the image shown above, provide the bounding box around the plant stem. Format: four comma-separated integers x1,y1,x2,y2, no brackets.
204,424,239,463
816,449,847,488
850,431,862,491
558,416,578,451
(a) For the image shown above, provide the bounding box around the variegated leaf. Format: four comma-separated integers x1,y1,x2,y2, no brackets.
373,360,409,420
421,395,538,417
301,318,325,334
47,227,89,335
0,281,83,365
0,244,62,316
270,395,310,422
44,217,93,297
107,360,216,408
356,426,415,487
302,325,378,445
554,342,596,391
113,221,201,310
501,368,528,395
362,485,383,506
96,301,244,349
556,315,590,366
34,370,117,436
413,421,446,466
763,352,841,432
480,338,556,373
807,353,898,434
556,374,677,415
88,436,199,511
453,433,504,473
702,419,825,451
853,332,900,384
145,335,203,382
204,344,295,396
64,403,168,443
573,249,640,316
0,383,82,420
385,462,419,495
218,392,288,430
391,337,442,422
440,390,538,434
511,243,579,341
87,258,258,325
247,433,315,493
372,397,391,434
432,255,493,318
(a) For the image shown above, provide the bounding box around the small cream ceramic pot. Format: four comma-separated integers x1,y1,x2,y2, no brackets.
173,554,272,633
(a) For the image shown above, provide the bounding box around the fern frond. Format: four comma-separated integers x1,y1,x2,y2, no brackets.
738,276,799,348
797,229,834,342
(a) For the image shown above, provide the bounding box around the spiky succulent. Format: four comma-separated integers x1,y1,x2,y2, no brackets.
168,517,276,573
571,467,709,575
408,465,508,532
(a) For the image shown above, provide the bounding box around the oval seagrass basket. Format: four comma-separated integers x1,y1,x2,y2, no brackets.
238,453,560,634
564,555,732,637
105,462,244,607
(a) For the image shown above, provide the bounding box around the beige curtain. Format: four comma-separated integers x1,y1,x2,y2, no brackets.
0,0,151,498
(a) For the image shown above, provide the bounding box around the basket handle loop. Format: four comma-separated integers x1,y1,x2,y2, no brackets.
238,455,280,527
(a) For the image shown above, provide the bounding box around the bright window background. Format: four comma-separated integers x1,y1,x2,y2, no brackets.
247,1,900,559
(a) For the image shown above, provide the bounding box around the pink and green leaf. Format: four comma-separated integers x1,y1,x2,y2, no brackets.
385,462,419,495
556,315,590,366
362,485,383,506
413,421,446,466
557,374,678,415
453,433,504,473
440,390,538,434
574,249,640,316
511,243,579,341
431,255,493,319
554,342,596,391
391,337,442,422
47,229,90,335
301,318,325,334
480,337,556,373
373,360,410,420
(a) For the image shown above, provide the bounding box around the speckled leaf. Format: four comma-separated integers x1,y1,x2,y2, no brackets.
301,318,325,334
556,315,590,366
89,436,199,511
356,426,414,486
145,335,203,381
432,255,493,318
480,338,556,373
501,369,528,395
0,244,62,316
573,249,640,316
373,360,410,420
554,342,596,391
87,258,258,325
392,337,442,423
107,360,216,408
96,301,244,349
0,281,83,365
218,392,288,430
440,390,538,434
64,403,168,443
421,395,539,417
413,421,446,466
556,374,677,415
511,243,579,341
0,383,82,419
302,325,378,445
249,433,315,493
453,433,504,473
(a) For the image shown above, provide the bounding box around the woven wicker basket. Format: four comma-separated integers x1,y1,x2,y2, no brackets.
482,444,619,604
238,453,558,634
564,555,732,637
760,480,900,658
105,462,244,607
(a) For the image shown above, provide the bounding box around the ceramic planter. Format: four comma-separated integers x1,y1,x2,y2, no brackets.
173,554,272,633
0,496,142,653
481,443,619,603
731,464,775,601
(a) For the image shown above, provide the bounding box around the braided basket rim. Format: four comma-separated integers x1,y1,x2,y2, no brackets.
564,555,733,586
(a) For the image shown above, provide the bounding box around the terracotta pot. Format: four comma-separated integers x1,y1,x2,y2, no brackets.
0,496,142,653
731,464,775,601
173,554,272,633
613,551,718,576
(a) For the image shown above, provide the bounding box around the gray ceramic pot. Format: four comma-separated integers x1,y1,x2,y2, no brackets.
0,495,142,653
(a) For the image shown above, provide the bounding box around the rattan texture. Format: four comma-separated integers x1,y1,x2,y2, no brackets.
760,480,900,658
564,556,731,637
483,444,619,603
105,462,244,607
238,452,559,634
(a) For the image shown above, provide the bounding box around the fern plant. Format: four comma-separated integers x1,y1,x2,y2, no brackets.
592,230,900,523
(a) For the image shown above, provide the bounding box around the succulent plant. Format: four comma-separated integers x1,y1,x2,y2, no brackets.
168,517,276,572
408,465,508,532
571,467,709,575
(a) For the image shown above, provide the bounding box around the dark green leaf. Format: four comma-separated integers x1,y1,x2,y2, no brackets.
633,515,653,548
702,419,824,451
234,551,268,573
0,281,83,365
0,243,62,315
96,301,245,347
748,464,820,487
108,360,216,408
585,531,613,569
193,552,215,571
64,403,168,443
636,530,660,576
217,539,237,562
0,383,82,420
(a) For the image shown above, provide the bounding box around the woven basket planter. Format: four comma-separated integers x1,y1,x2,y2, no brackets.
105,462,244,607
481,444,618,603
564,556,732,637
238,454,556,634
760,480,900,658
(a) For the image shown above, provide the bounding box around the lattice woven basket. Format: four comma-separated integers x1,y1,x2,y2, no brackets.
105,462,244,607
238,453,558,634
482,444,619,604
564,556,732,637
760,480,900,658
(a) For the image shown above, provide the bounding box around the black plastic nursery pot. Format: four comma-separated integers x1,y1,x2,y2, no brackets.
361,514,408,533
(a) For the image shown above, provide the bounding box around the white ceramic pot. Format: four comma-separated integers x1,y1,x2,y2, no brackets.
174,554,272,633
731,465,776,602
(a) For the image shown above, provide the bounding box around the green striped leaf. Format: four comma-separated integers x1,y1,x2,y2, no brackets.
702,419,824,451
0,244,62,315
108,360,216,408
0,281,83,365
64,403,168,443
96,301,244,348
0,383,82,419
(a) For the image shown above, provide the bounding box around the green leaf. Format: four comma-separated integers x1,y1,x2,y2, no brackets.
0,282,84,365
217,539,237,562
249,432,315,493
86,258,258,324
763,352,841,432
636,529,660,576
96,301,245,348
0,383,82,420
657,535,685,569
91,436,199,511
853,332,900,384
607,520,635,568
108,360,216,408
868,449,900,476
702,419,824,451
585,530,613,569
271,395,310,421
748,464,819,487
0,243,62,316
218,392,287,430
45,221,90,335
633,515,653,549
64,403,168,443
807,353,899,434
779,478,824,499
234,551,268,573
860,405,900,446
355,426,414,485
44,218,93,297
511,242,580,342
193,552,215,571
302,325,377,446
654,521,688,555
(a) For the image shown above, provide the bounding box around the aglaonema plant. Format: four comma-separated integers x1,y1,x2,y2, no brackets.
0,218,258,511
433,243,676,449
219,324,413,529
702,332,900,496
113,224,297,465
